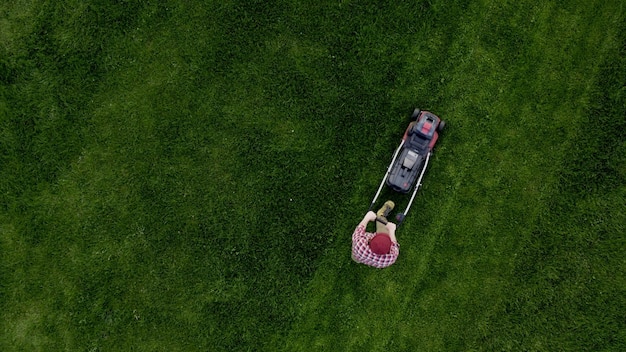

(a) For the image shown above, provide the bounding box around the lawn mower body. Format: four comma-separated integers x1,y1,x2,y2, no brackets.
369,109,444,224
386,110,443,193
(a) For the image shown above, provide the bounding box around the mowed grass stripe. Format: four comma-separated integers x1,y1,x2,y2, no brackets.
400,0,625,345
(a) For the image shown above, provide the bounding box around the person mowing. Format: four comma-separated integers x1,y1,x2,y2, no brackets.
352,200,399,268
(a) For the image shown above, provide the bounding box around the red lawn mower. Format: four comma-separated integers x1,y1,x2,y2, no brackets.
369,108,445,224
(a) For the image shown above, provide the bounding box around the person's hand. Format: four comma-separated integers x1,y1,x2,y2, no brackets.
386,222,397,232
365,211,377,222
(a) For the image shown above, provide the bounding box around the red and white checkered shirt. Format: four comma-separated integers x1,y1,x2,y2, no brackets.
352,224,399,268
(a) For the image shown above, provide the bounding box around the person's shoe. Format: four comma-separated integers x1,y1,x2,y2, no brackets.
377,200,395,218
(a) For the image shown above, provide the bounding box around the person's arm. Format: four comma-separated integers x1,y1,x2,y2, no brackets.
386,222,398,243
358,211,377,228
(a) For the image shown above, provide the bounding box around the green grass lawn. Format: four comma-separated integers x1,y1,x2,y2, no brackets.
1,0,624,351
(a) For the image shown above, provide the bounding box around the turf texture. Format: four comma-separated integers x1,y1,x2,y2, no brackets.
1,0,624,351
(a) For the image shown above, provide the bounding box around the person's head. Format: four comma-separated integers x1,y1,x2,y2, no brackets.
370,233,392,254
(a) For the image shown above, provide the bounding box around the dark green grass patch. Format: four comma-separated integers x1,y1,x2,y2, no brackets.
1,0,625,351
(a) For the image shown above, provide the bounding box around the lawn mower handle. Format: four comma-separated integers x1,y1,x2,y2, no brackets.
375,216,388,225
369,139,406,211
